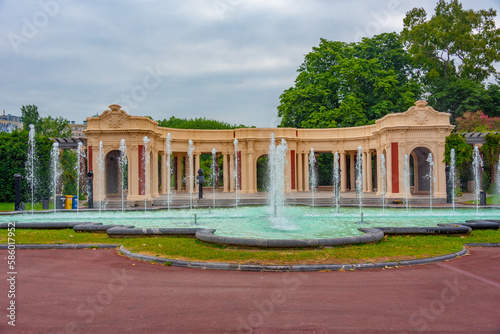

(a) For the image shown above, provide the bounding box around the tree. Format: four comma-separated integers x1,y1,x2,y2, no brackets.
20,105,40,131
0,130,52,203
277,33,421,128
402,0,500,118
158,116,249,129
481,133,500,187
20,105,72,137
444,133,472,165
402,0,500,82
38,116,72,138
444,132,473,192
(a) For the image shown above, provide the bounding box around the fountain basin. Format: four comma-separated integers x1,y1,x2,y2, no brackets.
2,206,499,240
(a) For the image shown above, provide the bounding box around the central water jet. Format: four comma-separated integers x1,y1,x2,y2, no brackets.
268,133,288,219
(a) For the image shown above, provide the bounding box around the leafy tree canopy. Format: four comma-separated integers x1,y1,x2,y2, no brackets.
277,32,421,128
402,0,500,82
444,132,472,165
158,116,250,129
20,105,40,131
20,104,72,137
38,116,72,138
402,0,500,118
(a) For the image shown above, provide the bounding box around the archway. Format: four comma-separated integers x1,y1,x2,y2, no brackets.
410,147,433,194
256,155,268,192
105,150,120,195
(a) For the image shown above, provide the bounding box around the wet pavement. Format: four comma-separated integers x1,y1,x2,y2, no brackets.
1,246,499,333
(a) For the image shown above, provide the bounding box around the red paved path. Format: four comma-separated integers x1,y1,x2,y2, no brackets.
1,247,499,333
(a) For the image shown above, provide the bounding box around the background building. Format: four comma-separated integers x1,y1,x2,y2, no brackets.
0,110,23,133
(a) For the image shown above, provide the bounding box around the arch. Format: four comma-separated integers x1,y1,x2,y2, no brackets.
256,154,268,192
105,150,120,195
409,147,433,194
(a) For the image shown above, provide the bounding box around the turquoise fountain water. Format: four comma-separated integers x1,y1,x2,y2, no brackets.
4,206,499,240
11,135,500,241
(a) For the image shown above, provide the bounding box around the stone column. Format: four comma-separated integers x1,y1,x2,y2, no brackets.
340,150,347,192
247,141,255,193
223,153,229,192
362,151,368,192
160,153,167,195
303,152,309,192
229,153,235,192
152,150,159,197
166,153,171,195
350,153,355,190
239,147,247,193
194,153,200,193
297,152,303,191
376,149,382,195
128,145,139,201
436,141,447,198
367,151,372,192
386,145,393,197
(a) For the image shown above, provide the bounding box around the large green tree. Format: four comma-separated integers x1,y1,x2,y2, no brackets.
20,105,40,131
0,130,52,203
402,0,500,117
277,33,421,128
38,116,72,138
20,104,72,137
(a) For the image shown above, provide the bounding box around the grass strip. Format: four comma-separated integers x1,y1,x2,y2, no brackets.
1,229,499,265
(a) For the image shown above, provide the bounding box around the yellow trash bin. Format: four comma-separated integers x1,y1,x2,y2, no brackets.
64,195,73,209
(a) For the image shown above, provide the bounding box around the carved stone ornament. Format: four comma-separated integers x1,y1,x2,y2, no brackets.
406,100,439,125
107,113,123,129
104,104,127,129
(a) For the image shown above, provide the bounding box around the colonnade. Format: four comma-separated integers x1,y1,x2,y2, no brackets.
85,101,454,203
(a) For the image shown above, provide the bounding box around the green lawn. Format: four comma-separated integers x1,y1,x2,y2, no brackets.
0,201,54,212
1,229,498,265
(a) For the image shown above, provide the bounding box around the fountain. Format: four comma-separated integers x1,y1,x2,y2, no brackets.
6,137,500,242
380,154,386,214
75,141,86,213
403,155,410,213
333,152,340,213
268,133,288,219
165,133,173,211
143,136,151,212
211,148,217,210
26,124,36,214
50,142,60,214
355,146,363,217
119,139,127,212
309,148,317,213
450,148,456,212
472,146,483,213
187,139,194,210
426,153,435,212
98,141,105,213
234,139,239,208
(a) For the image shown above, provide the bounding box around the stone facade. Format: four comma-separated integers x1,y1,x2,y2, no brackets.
84,101,454,202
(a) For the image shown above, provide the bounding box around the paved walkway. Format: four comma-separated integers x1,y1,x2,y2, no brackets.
1,247,499,333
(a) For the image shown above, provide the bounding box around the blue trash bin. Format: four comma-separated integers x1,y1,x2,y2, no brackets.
72,196,78,209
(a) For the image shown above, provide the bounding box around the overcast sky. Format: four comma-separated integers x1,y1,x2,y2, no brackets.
1,0,499,127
